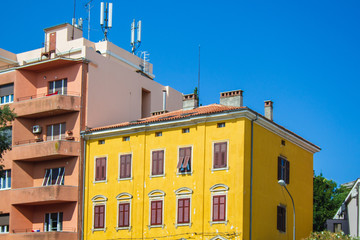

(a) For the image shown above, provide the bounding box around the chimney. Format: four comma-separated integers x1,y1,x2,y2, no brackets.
183,93,198,110
264,100,273,121
220,90,243,107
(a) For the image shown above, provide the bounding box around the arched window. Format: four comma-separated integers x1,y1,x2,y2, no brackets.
116,193,133,230
91,195,107,232
210,184,229,225
148,190,165,229
175,187,193,227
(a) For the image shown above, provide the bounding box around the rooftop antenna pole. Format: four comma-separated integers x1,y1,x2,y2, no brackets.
130,19,142,54
198,44,201,106
100,2,113,41
85,0,94,40
72,0,76,40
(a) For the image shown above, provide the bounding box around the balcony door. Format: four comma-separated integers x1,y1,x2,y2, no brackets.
48,79,67,95
44,212,63,232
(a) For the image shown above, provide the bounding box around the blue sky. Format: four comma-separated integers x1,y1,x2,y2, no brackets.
1,0,359,185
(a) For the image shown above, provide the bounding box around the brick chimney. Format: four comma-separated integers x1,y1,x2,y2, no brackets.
220,90,243,107
183,93,198,110
264,100,273,121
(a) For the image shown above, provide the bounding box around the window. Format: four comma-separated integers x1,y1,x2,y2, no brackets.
0,214,9,233
48,79,67,95
177,147,191,173
278,157,290,184
212,195,226,221
210,184,229,225
213,142,228,169
151,201,163,226
148,190,165,228
42,167,65,186
217,122,225,128
182,128,190,133
46,123,66,141
334,223,342,233
177,198,190,224
155,132,162,137
92,195,107,231
175,187,193,227
277,205,286,232
98,140,105,144
151,150,164,176
119,154,132,179
116,193,132,230
44,212,63,232
123,136,130,141
95,157,107,181
0,83,14,105
0,170,11,190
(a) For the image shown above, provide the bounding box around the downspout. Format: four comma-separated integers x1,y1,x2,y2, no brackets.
141,125,148,240
201,117,208,239
81,133,87,240
357,183,359,237
249,114,258,240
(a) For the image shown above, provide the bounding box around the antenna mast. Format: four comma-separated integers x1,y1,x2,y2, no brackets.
131,19,142,54
198,44,201,106
85,0,94,40
100,2,113,41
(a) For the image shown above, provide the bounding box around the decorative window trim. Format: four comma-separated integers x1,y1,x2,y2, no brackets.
93,155,108,183
210,235,228,240
116,193,133,231
210,184,229,225
211,140,229,171
91,195,107,232
176,145,193,175
118,152,133,181
175,187,193,228
148,190,165,229
150,149,166,178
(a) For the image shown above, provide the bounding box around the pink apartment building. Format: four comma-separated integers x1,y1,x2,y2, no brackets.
0,23,182,240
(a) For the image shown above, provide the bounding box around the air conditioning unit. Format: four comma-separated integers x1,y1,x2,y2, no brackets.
32,125,42,134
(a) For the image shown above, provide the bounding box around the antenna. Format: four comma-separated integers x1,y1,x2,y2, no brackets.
198,44,201,106
131,19,142,54
85,0,94,40
100,2,113,40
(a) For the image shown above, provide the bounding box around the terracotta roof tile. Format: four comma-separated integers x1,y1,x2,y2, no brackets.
88,104,244,132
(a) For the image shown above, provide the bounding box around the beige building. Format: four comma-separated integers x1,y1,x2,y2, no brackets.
0,23,182,240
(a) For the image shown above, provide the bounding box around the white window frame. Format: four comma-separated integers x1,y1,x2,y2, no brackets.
0,170,11,190
176,145,193,175
118,152,133,181
0,94,13,105
210,236,228,240
211,140,229,172
48,79,67,95
42,167,65,186
209,184,229,226
174,187,193,228
91,195,107,232
44,212,63,232
93,155,108,183
46,123,66,141
148,190,165,229
116,193,132,231
150,149,166,178
0,225,9,233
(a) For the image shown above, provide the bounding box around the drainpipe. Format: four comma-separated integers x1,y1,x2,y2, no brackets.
162,90,167,111
81,133,87,240
357,183,359,237
249,114,258,240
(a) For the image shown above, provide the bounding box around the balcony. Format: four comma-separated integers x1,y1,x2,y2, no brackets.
13,93,80,118
11,185,78,205
10,140,80,161
9,231,77,240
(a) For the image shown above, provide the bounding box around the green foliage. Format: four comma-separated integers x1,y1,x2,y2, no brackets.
304,231,360,240
313,173,351,231
0,105,15,177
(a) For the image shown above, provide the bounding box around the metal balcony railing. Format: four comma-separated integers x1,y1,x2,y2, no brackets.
14,137,80,146
12,227,75,233
16,92,80,102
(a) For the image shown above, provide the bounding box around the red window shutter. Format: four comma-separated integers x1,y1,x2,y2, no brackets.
156,201,162,225
124,203,129,226
151,201,157,225
183,198,190,223
120,156,126,178
219,196,226,221
126,155,131,178
118,204,124,227
214,144,220,168
95,159,101,181
101,158,106,180
220,142,227,167
158,151,164,175
178,199,184,223
94,205,99,227
213,196,219,221
119,203,130,227
95,205,105,228
286,160,290,184
152,151,158,175
278,157,282,180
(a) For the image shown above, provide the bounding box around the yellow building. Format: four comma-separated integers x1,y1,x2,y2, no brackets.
82,90,320,240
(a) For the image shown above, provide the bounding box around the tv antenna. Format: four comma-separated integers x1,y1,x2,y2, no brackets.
131,19,141,54
100,2,113,40
85,0,94,40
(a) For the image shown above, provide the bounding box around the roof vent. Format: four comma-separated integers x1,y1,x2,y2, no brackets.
151,110,168,116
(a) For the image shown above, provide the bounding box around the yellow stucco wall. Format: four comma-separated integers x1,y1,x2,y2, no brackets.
83,116,314,240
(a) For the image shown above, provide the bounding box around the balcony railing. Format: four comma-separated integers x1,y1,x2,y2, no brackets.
16,91,80,102
12,227,75,233
14,137,80,146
